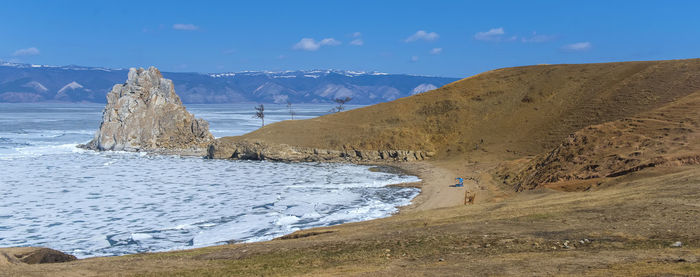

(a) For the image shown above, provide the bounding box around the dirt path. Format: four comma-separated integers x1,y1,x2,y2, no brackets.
398,162,468,211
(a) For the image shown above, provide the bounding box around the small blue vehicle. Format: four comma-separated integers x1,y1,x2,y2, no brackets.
454,177,464,187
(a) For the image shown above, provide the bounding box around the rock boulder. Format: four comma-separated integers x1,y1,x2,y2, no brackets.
82,67,213,154
0,247,76,266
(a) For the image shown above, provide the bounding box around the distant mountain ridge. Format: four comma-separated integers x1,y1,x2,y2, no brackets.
0,62,458,104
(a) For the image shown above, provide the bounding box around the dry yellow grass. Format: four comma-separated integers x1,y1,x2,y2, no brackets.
502,90,700,191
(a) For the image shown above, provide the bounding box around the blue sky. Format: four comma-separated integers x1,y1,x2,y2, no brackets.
2,0,699,77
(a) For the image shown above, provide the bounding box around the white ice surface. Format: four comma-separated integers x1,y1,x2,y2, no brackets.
0,103,420,258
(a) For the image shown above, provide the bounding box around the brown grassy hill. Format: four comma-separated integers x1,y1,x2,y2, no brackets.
217,58,700,163
501,90,700,191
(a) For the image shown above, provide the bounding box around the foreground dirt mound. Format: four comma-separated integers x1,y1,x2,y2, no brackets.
501,91,700,191
210,59,700,162
0,247,76,266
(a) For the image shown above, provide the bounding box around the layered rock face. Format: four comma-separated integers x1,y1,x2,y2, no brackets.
207,139,433,162
83,67,213,154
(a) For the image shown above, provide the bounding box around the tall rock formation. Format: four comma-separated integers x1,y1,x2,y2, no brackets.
82,67,213,154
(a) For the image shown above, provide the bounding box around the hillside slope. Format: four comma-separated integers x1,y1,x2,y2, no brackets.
212,59,700,165
501,90,700,191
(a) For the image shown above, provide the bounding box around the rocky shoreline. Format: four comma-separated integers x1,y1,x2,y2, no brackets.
206,139,434,163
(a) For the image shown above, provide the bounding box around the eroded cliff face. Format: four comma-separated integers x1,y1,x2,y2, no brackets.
82,67,213,154
207,139,433,162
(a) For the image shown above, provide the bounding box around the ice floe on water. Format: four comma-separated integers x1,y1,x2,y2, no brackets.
0,103,420,258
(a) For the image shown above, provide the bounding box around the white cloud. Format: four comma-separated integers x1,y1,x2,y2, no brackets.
562,42,592,51
12,47,40,56
172,24,199,31
294,38,321,51
410,56,419,62
293,38,341,51
349,32,363,46
521,32,556,43
474,27,506,41
320,38,341,46
405,30,439,42
430,48,442,55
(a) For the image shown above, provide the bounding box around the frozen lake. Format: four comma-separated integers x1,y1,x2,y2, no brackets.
0,103,419,258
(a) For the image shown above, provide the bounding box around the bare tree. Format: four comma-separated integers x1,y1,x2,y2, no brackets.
330,97,352,113
286,100,296,120
253,104,265,127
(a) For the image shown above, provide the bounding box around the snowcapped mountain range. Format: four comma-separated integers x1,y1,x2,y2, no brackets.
0,62,458,104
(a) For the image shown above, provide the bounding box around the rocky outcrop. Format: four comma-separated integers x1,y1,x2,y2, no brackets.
82,67,213,155
0,247,76,266
207,139,433,162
